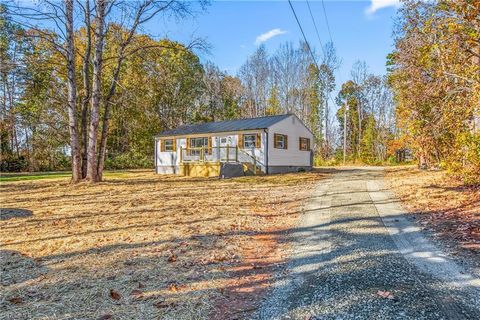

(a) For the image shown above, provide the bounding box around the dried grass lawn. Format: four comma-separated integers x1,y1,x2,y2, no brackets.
385,166,480,254
0,170,324,319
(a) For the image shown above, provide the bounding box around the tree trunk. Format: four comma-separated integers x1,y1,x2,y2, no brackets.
97,7,144,180
343,104,347,164
324,97,329,156
81,0,92,179
65,0,82,183
86,0,107,182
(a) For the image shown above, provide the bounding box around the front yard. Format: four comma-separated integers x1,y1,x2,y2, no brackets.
0,170,323,319
385,166,480,255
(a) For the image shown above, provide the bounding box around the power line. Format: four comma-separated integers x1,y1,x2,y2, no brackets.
305,0,325,57
321,0,334,44
287,0,319,68
305,0,336,107
288,0,337,145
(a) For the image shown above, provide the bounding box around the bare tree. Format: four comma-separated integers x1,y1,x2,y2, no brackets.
79,0,92,178
95,0,204,181
319,42,340,157
85,0,108,182
65,0,82,182
351,60,369,154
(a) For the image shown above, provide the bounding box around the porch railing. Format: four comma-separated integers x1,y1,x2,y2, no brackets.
180,146,238,163
179,146,262,174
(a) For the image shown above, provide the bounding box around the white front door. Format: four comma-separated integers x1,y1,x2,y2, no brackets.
218,136,234,161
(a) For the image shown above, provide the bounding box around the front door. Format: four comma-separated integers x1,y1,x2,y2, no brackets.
218,136,233,161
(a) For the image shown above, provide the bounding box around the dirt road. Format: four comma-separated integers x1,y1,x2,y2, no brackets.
256,167,480,319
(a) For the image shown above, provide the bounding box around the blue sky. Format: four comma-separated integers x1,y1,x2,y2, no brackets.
147,0,401,84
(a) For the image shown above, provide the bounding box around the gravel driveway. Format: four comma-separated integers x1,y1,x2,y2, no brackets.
256,167,480,320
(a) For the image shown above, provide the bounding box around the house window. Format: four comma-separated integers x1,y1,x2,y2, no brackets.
274,134,288,149
243,134,258,149
188,137,211,155
299,137,311,151
239,134,260,149
161,139,175,152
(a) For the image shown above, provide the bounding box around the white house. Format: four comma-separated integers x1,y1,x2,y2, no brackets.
155,114,314,177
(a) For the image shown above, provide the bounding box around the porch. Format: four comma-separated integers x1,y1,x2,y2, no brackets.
179,146,263,177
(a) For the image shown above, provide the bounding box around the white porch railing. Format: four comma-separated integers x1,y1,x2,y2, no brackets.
180,146,263,174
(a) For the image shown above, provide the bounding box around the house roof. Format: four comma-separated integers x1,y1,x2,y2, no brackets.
156,114,292,137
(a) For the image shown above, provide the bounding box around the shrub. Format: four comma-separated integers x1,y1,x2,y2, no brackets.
105,152,153,170
0,155,28,172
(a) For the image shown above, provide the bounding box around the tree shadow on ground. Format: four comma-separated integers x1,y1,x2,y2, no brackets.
1,208,33,220
2,208,479,319
3,167,478,319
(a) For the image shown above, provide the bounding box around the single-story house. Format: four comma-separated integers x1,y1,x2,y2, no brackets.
155,114,313,177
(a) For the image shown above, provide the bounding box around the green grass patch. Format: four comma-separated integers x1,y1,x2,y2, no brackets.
0,170,145,182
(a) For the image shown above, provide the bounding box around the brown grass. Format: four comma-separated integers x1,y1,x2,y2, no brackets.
0,170,324,319
385,166,480,253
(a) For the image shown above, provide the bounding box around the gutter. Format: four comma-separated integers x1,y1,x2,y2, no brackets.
264,128,269,174
154,137,158,174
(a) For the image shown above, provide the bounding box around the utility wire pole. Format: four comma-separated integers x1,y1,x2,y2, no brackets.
343,103,347,164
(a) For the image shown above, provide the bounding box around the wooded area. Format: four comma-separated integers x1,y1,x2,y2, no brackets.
388,0,480,184
0,0,478,184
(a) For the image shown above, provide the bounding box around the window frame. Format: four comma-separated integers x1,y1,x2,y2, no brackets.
239,133,261,149
274,133,288,149
299,137,311,151
243,134,257,149
188,137,212,155
160,138,176,152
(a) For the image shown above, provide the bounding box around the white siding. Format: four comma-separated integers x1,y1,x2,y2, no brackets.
155,138,185,174
156,132,268,173
267,115,313,167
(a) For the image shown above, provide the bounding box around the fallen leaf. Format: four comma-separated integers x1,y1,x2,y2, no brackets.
8,297,23,304
130,289,143,298
377,290,395,300
110,289,121,300
168,283,178,292
99,315,113,320
153,301,176,309
167,254,177,263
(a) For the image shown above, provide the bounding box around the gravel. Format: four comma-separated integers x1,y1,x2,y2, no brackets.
255,167,480,320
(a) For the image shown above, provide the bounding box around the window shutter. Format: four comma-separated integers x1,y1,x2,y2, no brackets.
285,135,288,149
172,139,176,151
160,140,165,152
208,137,212,154
186,138,190,150
239,134,244,148
299,137,302,150
256,133,261,148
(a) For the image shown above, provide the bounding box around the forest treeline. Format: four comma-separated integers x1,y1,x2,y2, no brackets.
0,0,396,178
1,0,478,184
388,0,479,184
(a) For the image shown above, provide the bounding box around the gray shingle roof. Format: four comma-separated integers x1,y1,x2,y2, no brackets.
156,114,292,137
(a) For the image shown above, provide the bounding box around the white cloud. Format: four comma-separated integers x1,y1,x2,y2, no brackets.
254,28,287,45
365,0,401,15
